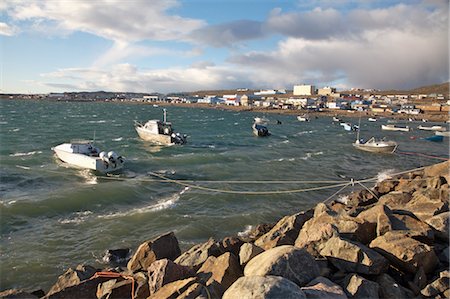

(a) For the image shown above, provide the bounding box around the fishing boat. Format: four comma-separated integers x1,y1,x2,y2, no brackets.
254,117,269,124
422,135,444,142
53,141,124,173
252,122,270,137
297,114,310,122
417,125,447,132
352,117,397,153
332,116,341,122
368,117,377,122
435,131,450,137
340,122,358,131
135,109,187,145
381,124,411,132
353,137,398,153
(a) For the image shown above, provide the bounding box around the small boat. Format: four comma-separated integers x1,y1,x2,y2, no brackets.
252,122,270,137
297,114,310,122
135,109,187,145
353,137,398,153
254,117,269,124
422,135,444,142
381,124,411,132
53,141,124,173
368,117,377,122
332,116,341,122
417,125,447,132
435,131,450,137
340,122,358,131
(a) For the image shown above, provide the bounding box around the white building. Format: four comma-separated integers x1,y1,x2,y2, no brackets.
293,85,316,96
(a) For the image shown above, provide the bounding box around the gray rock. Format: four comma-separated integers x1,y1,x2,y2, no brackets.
301,276,347,299
344,273,379,299
425,211,449,241
244,245,320,287
377,273,410,299
421,270,450,297
174,238,222,270
320,236,388,275
147,258,194,294
223,276,306,299
196,252,243,291
45,264,97,297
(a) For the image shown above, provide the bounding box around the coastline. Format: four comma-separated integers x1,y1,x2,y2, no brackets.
3,160,449,298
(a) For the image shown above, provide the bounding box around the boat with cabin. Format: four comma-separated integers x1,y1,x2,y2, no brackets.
52,140,124,173
340,122,358,131
435,131,450,137
381,124,411,132
353,137,398,153
297,114,310,122
135,109,187,145
252,122,270,137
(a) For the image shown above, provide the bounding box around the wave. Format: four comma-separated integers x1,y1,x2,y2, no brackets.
112,137,123,141
58,210,94,224
97,191,182,220
376,169,396,182
9,151,42,157
78,169,98,185
88,120,106,123
237,225,254,238
300,151,323,160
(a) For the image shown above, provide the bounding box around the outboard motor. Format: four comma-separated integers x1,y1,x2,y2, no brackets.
172,132,187,145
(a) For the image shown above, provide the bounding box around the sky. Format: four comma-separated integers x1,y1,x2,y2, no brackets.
0,0,448,94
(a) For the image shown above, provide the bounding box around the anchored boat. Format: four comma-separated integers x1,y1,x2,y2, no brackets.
135,109,187,145
417,125,447,132
353,137,398,153
252,122,270,137
53,140,124,173
381,124,411,132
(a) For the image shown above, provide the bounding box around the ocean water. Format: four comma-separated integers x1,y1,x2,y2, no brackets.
0,99,448,291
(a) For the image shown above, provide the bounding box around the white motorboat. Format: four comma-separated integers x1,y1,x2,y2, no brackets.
381,124,411,132
53,141,124,173
435,131,450,137
368,117,377,122
353,137,398,153
297,114,310,122
252,122,270,137
417,125,447,132
340,122,358,131
135,109,187,145
254,117,269,124
332,116,341,122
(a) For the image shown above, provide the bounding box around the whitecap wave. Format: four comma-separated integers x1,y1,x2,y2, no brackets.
78,169,97,185
10,151,42,157
237,225,254,238
376,169,396,182
301,151,323,160
16,165,31,170
97,191,182,220
112,137,123,141
58,210,94,224
88,120,106,123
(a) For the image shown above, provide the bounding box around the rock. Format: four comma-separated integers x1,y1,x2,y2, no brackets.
295,223,339,256
217,236,244,257
319,236,388,275
102,248,131,267
223,276,306,299
45,276,110,299
238,223,274,242
390,213,435,242
255,210,313,250
423,161,450,180
96,278,133,299
412,266,427,291
133,272,150,299
244,245,320,287
238,242,264,266
301,276,347,299
127,232,181,272
375,179,398,195
421,270,450,297
45,264,97,297
356,204,392,238
369,231,438,274
147,258,194,294
0,289,40,298
196,252,243,291
395,176,426,194
378,191,412,210
438,246,449,264
405,189,448,222
147,277,198,299
425,211,449,241
346,189,379,207
174,238,222,270
344,273,379,299
377,273,412,299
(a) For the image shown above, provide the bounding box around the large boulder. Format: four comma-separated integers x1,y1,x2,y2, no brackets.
405,189,448,222
356,204,392,238
45,264,97,297
196,252,243,291
425,211,449,241
319,236,388,275
300,276,347,299
421,270,450,297
390,213,435,241
96,278,134,299
127,232,181,272
295,223,339,257
147,277,201,299
174,238,222,270
423,160,449,180
217,236,244,257
223,276,306,299
343,273,379,299
255,210,313,250
244,245,320,287
239,242,264,266
377,273,414,299
0,289,40,298
377,191,412,210
369,231,438,274
147,258,194,295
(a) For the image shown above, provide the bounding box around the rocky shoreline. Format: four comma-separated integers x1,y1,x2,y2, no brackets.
2,161,449,298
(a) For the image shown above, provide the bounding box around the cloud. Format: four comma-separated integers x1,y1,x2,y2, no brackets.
4,0,205,42
0,22,17,36
189,20,266,47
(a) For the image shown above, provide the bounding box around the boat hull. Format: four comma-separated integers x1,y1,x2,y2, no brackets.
135,126,174,145
381,125,410,132
353,143,397,153
53,146,124,174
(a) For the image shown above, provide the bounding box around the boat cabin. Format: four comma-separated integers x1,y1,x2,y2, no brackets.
142,120,174,136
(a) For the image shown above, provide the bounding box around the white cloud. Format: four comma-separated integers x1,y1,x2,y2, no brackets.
0,22,17,36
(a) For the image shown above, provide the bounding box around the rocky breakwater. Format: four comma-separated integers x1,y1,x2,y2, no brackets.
2,160,449,299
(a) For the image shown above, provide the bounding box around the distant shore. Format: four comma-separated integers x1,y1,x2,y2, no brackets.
152,102,450,123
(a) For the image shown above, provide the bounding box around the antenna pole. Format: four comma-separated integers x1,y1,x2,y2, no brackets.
163,108,167,123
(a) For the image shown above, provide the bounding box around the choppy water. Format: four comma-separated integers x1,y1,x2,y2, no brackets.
0,99,448,291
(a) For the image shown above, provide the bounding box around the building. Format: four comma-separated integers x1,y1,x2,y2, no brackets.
317,86,336,96
293,84,316,96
